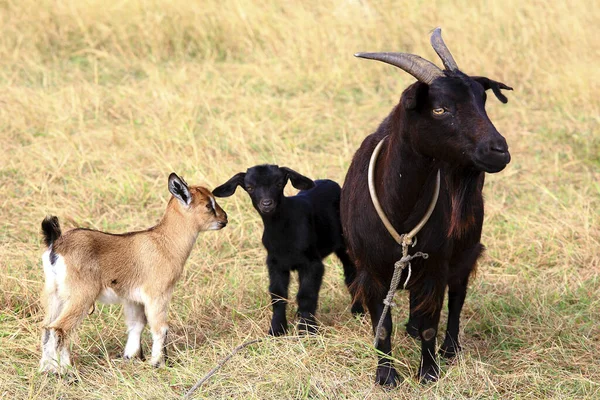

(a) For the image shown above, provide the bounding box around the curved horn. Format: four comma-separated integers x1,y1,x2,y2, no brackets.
430,27,458,71
354,52,443,84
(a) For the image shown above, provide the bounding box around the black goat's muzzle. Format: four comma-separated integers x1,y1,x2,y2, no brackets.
474,136,511,173
258,198,276,214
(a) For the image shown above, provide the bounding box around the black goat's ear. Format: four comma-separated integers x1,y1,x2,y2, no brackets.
281,167,315,190
168,172,192,206
401,82,427,110
472,76,513,104
212,172,246,197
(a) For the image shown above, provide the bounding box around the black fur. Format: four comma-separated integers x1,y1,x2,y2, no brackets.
41,216,61,266
341,68,512,384
214,165,364,335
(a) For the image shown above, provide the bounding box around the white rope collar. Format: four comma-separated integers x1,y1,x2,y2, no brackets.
367,135,440,346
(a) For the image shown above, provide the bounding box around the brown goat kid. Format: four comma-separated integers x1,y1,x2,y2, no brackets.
341,28,512,385
39,173,227,375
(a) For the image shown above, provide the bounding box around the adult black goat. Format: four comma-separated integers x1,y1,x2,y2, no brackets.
340,28,512,385
214,165,364,336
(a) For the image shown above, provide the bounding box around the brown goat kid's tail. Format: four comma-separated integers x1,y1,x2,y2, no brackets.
41,216,61,248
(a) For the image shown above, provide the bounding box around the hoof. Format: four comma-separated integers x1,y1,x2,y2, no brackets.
297,319,318,335
375,365,400,387
418,364,440,384
268,326,287,337
351,302,365,316
123,349,145,362
150,357,166,368
439,342,461,360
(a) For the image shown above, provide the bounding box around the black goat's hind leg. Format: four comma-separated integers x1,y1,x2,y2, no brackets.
405,290,420,339
296,261,324,334
441,244,481,359
335,249,364,315
367,296,400,387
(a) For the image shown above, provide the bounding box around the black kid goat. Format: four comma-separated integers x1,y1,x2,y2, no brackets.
214,165,364,335
341,28,512,385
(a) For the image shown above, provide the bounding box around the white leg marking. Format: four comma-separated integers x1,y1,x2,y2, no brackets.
123,302,146,359
150,326,168,367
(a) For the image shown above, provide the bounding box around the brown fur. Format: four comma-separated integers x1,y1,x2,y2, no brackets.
39,177,227,375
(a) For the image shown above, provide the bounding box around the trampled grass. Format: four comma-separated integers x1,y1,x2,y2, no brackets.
0,0,598,398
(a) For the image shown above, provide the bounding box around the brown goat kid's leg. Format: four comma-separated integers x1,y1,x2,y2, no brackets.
123,301,147,360
145,298,170,368
40,289,65,372
367,296,400,386
44,289,97,374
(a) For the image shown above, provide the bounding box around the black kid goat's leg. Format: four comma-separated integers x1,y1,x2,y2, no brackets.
267,261,290,336
296,260,324,334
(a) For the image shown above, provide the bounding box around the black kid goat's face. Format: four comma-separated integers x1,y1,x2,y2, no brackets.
403,72,512,172
212,165,314,215
356,27,512,173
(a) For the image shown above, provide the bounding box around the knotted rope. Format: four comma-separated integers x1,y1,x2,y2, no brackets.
367,136,440,347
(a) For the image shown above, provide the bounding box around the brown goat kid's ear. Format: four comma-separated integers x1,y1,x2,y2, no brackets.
212,172,246,197
168,173,192,206
281,167,315,190
472,76,513,104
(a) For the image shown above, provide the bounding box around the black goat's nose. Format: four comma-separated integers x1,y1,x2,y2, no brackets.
490,144,507,154
261,199,273,207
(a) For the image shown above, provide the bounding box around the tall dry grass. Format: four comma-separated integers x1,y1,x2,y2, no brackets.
0,0,598,398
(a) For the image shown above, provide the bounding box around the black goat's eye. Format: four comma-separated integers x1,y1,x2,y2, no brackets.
277,182,284,189
432,108,446,115
246,186,254,193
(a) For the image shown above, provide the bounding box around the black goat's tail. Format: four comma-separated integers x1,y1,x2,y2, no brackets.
41,216,62,247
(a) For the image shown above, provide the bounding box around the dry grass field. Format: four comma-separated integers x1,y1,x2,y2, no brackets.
1,0,599,398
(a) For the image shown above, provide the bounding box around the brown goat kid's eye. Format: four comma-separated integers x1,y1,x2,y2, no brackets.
432,108,445,115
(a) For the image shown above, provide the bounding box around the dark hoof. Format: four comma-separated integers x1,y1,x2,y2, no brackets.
268,325,287,337
351,302,365,316
375,365,400,387
440,340,461,360
405,321,419,339
123,351,145,362
297,319,318,335
418,364,440,384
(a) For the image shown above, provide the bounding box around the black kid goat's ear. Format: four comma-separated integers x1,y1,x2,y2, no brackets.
281,167,315,190
472,76,513,104
212,172,246,197
168,172,192,206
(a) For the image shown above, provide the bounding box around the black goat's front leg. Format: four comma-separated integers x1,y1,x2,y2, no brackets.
412,281,445,383
441,244,481,359
367,296,400,387
335,249,365,315
296,260,324,334
267,261,290,336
